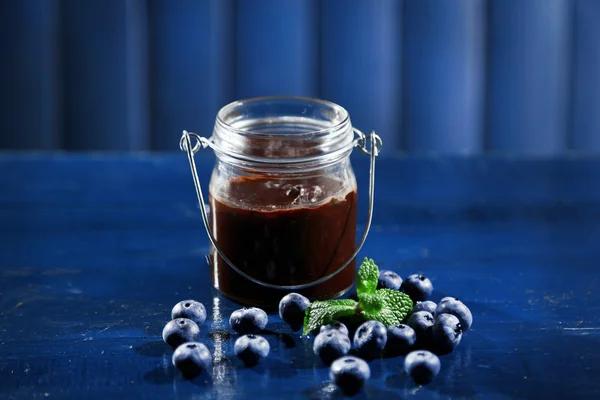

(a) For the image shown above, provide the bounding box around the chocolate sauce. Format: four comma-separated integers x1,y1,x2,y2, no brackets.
209,176,357,308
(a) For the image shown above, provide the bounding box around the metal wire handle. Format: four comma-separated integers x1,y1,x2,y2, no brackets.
179,128,382,290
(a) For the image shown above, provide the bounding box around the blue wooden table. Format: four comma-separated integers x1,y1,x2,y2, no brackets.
1,153,599,399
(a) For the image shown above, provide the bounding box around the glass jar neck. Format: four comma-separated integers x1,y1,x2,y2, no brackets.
211,96,354,169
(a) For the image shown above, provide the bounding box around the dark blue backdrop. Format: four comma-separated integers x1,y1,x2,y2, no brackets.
1,0,599,154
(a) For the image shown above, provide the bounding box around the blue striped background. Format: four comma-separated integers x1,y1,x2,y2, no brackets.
1,0,599,154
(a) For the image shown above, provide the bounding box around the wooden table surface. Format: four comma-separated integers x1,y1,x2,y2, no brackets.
1,153,599,399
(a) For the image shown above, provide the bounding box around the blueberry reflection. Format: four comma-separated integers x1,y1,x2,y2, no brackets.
135,340,170,357
246,361,271,389
162,354,171,376
142,360,179,385
287,335,324,371
260,328,296,349
436,344,476,397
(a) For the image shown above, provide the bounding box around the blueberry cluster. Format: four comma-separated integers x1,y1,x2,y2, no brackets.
386,270,473,384
155,270,472,393
161,300,272,378
162,300,211,378
277,271,473,394
230,307,270,366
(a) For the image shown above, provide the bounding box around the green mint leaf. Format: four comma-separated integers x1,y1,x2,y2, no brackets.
303,299,357,335
358,292,383,315
360,289,413,326
356,257,379,295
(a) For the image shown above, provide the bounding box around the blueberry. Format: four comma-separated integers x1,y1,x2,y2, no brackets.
319,322,349,337
412,300,437,314
229,307,268,334
329,356,371,396
353,320,387,359
171,300,207,327
377,270,402,291
234,334,270,366
431,313,462,355
172,342,212,378
406,311,434,347
434,297,473,331
386,324,416,356
278,293,310,332
313,331,351,365
162,318,201,348
404,350,441,385
401,274,433,301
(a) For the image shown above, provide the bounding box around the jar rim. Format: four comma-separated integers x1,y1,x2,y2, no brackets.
215,95,350,138
211,96,355,170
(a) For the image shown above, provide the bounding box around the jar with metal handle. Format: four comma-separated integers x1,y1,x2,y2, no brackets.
180,96,381,308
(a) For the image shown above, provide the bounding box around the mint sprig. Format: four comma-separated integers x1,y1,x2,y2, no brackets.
360,289,413,326
356,257,378,295
302,258,413,335
302,299,357,335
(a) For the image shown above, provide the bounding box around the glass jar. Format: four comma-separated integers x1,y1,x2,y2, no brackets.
180,96,381,308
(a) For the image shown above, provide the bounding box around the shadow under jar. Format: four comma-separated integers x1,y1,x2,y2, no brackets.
208,97,358,308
